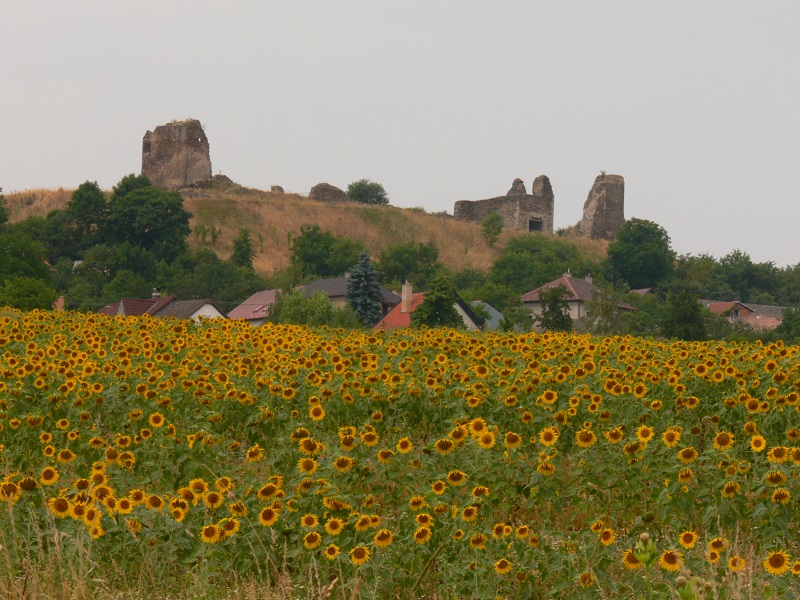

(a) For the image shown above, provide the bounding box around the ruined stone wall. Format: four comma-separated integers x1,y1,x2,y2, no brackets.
579,174,625,240
454,175,554,234
142,119,212,190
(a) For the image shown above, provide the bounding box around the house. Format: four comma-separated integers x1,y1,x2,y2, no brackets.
298,276,400,317
470,301,505,331
99,290,227,322
521,272,634,326
374,283,483,331
700,299,785,331
228,289,282,326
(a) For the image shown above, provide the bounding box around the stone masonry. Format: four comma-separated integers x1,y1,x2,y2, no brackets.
579,174,625,240
453,175,555,234
141,119,212,189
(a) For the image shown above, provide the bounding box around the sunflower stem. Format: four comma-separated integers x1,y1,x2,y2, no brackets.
644,563,653,600
409,539,447,596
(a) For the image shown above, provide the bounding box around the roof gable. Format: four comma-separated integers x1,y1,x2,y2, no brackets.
228,289,281,321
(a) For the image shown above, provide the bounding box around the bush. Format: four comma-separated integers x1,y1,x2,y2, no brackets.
346,179,389,205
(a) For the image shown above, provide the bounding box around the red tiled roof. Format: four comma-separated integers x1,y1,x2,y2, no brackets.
521,275,634,311
374,293,425,331
99,302,120,316
228,290,281,321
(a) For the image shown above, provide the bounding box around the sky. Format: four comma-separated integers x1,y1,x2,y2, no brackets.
2,2,799,266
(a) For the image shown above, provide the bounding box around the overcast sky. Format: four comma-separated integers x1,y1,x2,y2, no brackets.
2,2,798,266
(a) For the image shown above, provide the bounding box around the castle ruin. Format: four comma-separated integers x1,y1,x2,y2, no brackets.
454,173,625,241
580,174,625,240
453,175,555,234
142,119,212,190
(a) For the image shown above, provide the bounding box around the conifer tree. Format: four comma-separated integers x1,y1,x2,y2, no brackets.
346,251,383,327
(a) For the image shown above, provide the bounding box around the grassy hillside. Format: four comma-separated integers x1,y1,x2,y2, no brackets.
5,185,608,275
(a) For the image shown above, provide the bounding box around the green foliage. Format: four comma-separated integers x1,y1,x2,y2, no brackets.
0,276,58,310
377,242,440,290
103,174,192,262
774,306,800,344
0,187,8,227
345,251,383,327
481,212,503,247
605,218,675,290
290,225,365,278
0,231,50,283
230,228,256,270
488,235,599,295
67,181,107,239
535,284,573,332
271,290,362,328
662,289,707,341
410,275,462,329
583,285,628,335
346,179,389,205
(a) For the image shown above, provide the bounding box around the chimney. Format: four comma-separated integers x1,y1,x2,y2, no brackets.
344,271,351,280
585,273,592,285
401,282,412,312
152,288,161,299
563,269,571,278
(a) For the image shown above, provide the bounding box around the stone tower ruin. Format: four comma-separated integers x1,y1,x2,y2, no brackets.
453,175,555,234
579,174,625,240
141,119,212,190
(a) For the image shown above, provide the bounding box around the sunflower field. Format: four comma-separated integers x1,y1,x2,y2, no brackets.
1,309,800,598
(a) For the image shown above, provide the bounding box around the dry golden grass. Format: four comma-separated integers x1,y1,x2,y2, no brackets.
5,188,73,221
5,186,608,276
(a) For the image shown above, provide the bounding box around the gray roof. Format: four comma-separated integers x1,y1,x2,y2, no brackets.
299,277,400,306
156,299,227,319
471,301,504,330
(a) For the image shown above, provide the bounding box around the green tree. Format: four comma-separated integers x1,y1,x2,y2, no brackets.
411,275,462,329
605,218,675,290
230,228,256,270
481,212,504,247
536,284,572,332
290,225,365,278
67,181,107,240
103,174,192,262
662,290,707,340
346,251,383,327
0,276,58,310
774,307,800,344
346,179,389,205
583,286,627,335
0,188,8,227
0,231,50,283
377,242,440,290
489,235,599,295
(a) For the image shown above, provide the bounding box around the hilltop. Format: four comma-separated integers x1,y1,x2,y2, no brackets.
5,181,609,276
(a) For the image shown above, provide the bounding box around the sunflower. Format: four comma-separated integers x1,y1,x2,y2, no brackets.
729,556,746,572
469,418,488,437
258,507,279,527
229,501,248,517
409,496,427,510
678,531,697,549
599,528,615,546
350,546,370,566
324,517,344,535
450,426,469,443
539,427,560,447
333,456,354,473
662,429,681,448
434,438,455,455
246,444,264,462
446,470,467,486
203,492,224,510
461,505,478,522
354,514,372,532
376,449,394,464
414,526,432,544
765,471,787,486
431,480,446,495
145,495,164,511
767,446,789,464
721,481,740,498
374,529,393,547
469,533,487,550
578,571,594,587
636,426,655,444
200,524,221,544
604,427,624,444
678,468,694,483
622,550,642,570
792,560,800,576
658,550,682,572
494,559,512,575
18,477,37,492
300,513,319,528
471,485,490,498
708,537,728,552
575,429,597,448
40,467,59,486
713,431,735,451
309,405,325,421
771,488,791,505
297,458,318,474
763,550,790,576
48,497,71,519
303,531,322,549
750,435,767,452
537,461,556,476
678,447,699,464
504,431,523,449
396,437,413,454
219,517,240,537
476,431,496,449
